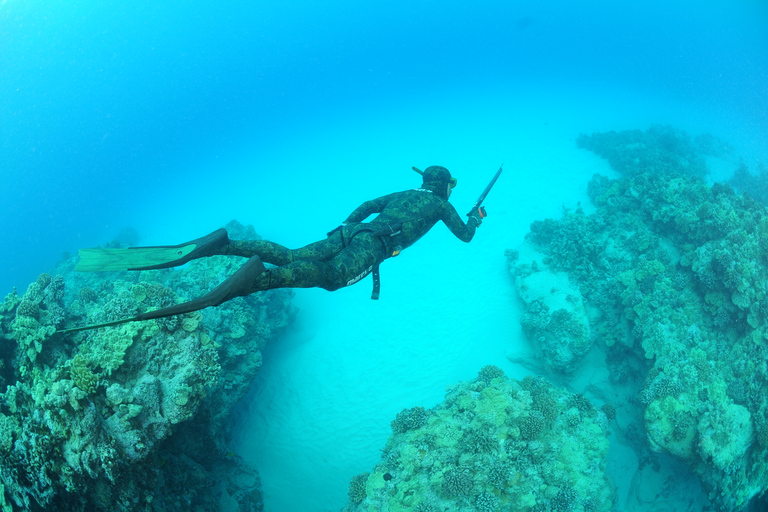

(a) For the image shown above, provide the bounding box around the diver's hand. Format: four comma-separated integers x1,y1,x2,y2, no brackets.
468,207,486,227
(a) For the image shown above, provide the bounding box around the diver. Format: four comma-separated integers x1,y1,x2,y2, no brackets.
63,165,498,333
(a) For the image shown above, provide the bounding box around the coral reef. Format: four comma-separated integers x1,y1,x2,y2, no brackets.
731,161,768,207
577,125,710,179
391,406,430,434
0,220,294,511
341,370,616,512
508,169,768,510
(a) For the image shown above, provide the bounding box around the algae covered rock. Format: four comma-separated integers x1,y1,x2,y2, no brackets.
510,167,768,510
508,242,592,373
0,220,294,511
342,368,615,512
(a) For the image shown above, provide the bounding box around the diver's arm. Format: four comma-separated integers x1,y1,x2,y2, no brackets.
344,193,397,223
440,202,478,243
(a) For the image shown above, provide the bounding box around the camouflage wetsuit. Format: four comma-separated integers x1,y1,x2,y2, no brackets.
56,166,483,333
226,180,480,295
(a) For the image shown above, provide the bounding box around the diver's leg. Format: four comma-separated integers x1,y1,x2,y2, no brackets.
81,227,345,272
228,231,344,265
227,240,294,265
246,233,384,292
291,231,345,262
136,256,267,320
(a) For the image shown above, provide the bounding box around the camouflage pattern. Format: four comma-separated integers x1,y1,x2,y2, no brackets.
229,231,386,292
227,185,479,293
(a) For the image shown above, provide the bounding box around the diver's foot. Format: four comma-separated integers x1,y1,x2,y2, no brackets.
135,255,266,321
129,228,231,270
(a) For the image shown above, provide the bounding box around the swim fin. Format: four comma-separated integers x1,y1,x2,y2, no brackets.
75,228,230,272
59,255,266,334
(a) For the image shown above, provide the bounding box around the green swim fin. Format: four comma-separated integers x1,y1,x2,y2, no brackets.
59,255,266,333
75,228,230,272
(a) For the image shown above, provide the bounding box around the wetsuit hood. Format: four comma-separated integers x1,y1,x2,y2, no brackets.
421,165,453,199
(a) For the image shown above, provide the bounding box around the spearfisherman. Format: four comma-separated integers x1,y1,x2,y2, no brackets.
62,165,501,333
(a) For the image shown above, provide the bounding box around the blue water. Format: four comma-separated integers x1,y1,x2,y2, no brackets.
2,0,766,295
2,1,767,510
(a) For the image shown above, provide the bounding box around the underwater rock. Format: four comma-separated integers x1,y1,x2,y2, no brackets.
510,170,768,510
0,220,294,511
508,242,592,373
341,369,616,512
730,161,768,207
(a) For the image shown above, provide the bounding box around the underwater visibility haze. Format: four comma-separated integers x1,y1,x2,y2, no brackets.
0,0,767,511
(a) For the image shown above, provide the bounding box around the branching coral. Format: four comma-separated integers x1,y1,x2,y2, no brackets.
348,472,370,503
391,406,430,434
